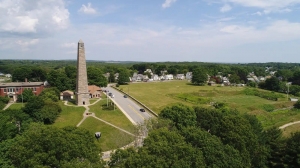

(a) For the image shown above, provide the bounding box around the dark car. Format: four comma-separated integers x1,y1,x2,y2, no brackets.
124,95,128,98
140,108,145,112
108,92,112,96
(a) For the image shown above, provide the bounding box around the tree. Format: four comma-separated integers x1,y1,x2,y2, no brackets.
229,74,241,84
110,128,205,168
6,124,102,168
30,67,47,82
109,72,115,83
192,68,208,85
12,67,31,82
160,104,196,130
39,87,60,102
87,66,107,87
118,69,130,85
65,66,77,89
283,132,300,167
17,89,35,103
263,76,281,92
294,100,300,109
47,69,72,91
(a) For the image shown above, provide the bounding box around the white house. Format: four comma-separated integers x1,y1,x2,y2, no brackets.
164,74,174,80
5,74,12,78
186,72,192,80
144,69,153,76
152,74,160,81
176,74,185,80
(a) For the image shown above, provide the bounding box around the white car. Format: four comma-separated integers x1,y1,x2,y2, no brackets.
111,95,115,98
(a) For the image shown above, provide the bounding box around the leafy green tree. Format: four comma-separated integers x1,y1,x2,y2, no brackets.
65,66,77,89
17,89,35,103
39,87,60,102
6,124,102,168
110,128,205,168
47,69,72,91
229,73,241,84
181,127,245,168
294,100,300,109
192,68,208,85
87,66,107,87
12,67,31,82
160,104,196,130
30,67,47,81
38,101,62,124
109,72,115,83
263,76,281,92
118,69,130,85
283,132,300,167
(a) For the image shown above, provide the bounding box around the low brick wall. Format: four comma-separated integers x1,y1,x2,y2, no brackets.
111,86,158,117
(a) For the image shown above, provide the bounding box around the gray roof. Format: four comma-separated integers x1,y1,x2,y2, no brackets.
0,82,44,87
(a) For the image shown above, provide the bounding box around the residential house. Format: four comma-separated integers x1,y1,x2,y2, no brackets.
151,74,160,81
208,81,216,86
114,73,119,81
88,85,102,98
164,74,174,80
176,74,185,80
186,72,192,80
5,74,12,78
161,70,168,76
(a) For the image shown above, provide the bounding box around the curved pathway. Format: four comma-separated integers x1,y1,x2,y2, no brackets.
279,121,300,129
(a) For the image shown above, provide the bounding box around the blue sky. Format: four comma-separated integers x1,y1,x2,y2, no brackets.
1,0,300,63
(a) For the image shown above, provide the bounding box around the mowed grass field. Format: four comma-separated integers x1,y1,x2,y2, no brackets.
89,97,136,133
53,97,136,151
80,117,134,151
119,80,299,129
7,103,24,110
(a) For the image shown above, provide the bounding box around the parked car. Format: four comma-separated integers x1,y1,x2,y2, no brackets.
124,95,128,98
140,108,145,112
108,92,112,96
111,95,115,98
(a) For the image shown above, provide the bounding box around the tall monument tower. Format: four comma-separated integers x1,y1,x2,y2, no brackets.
76,39,90,106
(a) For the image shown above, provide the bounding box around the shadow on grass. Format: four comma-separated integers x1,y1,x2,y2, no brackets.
68,99,76,105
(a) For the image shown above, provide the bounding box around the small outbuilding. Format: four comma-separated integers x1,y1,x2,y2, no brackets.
88,85,102,98
60,90,74,100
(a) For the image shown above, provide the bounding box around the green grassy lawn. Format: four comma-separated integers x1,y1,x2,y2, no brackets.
80,117,135,151
120,80,298,129
282,122,300,137
89,98,99,104
53,101,85,128
89,97,136,133
7,103,24,110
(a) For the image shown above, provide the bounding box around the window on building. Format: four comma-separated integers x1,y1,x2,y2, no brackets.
4,88,6,92
16,88,19,92
33,87,36,91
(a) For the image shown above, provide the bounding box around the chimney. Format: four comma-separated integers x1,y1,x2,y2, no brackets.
25,78,27,82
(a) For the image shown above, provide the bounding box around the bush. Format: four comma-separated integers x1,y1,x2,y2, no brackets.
294,100,300,109
116,83,120,87
262,104,275,112
243,88,283,101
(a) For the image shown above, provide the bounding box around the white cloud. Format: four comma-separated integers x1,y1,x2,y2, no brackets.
16,38,39,50
162,0,177,8
79,3,97,14
220,4,232,12
61,42,77,48
0,0,69,34
225,0,300,12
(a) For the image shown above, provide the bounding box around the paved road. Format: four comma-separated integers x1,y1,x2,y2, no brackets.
104,86,153,125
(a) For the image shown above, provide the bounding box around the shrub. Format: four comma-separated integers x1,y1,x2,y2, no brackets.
294,100,300,109
262,104,275,112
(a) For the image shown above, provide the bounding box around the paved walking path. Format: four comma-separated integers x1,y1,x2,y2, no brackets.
2,102,14,110
279,120,300,129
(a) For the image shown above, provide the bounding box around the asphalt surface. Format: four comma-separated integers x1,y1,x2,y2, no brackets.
104,86,152,125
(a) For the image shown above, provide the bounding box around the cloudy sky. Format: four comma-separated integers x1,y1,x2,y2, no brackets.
1,0,300,63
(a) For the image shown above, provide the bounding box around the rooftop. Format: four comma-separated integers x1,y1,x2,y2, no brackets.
0,82,44,87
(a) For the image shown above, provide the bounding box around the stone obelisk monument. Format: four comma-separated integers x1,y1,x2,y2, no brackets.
76,39,90,106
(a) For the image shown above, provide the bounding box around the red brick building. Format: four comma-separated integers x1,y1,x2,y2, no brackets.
0,82,45,102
